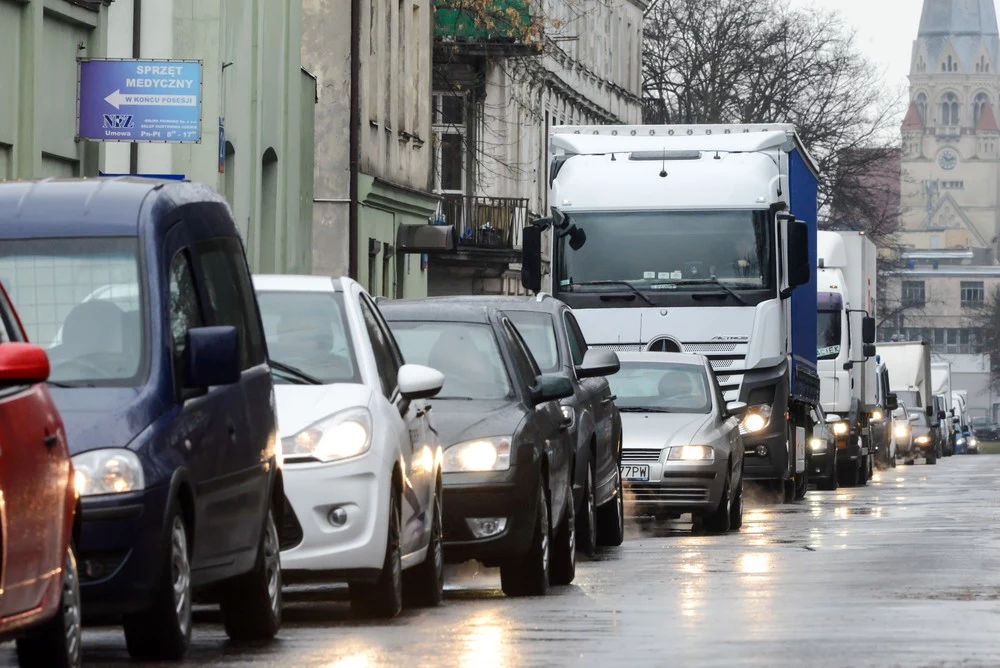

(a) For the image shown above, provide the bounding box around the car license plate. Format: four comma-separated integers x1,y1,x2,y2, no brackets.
622,464,650,482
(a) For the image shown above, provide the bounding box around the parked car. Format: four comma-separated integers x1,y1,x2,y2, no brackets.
892,403,914,463
397,294,624,554
0,285,80,668
904,409,938,465
0,179,284,660
807,404,838,491
253,275,445,617
971,416,997,441
606,352,746,532
381,301,577,597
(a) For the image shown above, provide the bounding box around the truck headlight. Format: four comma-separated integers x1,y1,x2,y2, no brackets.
444,437,512,472
831,421,849,436
667,445,714,461
740,404,772,434
808,437,827,452
871,410,883,422
73,449,145,497
282,407,372,463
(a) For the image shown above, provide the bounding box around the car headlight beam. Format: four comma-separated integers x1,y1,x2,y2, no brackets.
72,449,145,497
444,437,512,473
667,445,714,461
282,407,373,463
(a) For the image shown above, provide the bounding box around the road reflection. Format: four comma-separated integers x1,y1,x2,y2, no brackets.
460,609,513,668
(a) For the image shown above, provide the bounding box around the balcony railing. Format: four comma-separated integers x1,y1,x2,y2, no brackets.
436,194,528,250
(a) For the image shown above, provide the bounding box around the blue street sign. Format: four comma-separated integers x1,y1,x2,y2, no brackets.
78,59,203,143
98,172,187,181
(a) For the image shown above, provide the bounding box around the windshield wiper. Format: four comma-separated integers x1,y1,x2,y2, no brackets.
671,278,749,306
569,281,655,307
435,395,475,401
618,406,674,413
269,360,324,385
47,380,90,388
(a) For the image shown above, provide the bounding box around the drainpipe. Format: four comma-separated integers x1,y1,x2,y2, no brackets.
348,0,361,279
129,0,142,175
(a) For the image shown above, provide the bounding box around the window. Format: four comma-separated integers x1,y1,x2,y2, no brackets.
0,289,19,343
168,250,204,380
260,148,278,273
942,93,960,126
974,93,991,127
504,319,542,386
359,296,401,397
916,93,928,124
902,280,926,307
961,281,985,307
198,239,265,370
432,92,466,194
564,312,589,367
505,310,560,373
608,361,713,414
942,180,964,190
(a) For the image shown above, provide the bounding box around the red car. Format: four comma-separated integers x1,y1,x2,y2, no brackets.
0,284,80,668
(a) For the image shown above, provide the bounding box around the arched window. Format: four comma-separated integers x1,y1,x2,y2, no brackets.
974,93,990,126
223,141,236,206
916,93,928,124
942,92,960,126
260,148,278,273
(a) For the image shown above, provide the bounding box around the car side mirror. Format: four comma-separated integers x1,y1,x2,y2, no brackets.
788,220,810,289
938,411,947,420
926,405,934,417
952,416,960,424
398,364,444,400
0,343,50,385
886,393,898,411
862,316,876,344
726,401,748,417
576,349,620,379
532,373,574,404
521,222,545,293
185,326,240,388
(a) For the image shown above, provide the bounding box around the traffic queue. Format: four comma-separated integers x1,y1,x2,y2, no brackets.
0,130,988,667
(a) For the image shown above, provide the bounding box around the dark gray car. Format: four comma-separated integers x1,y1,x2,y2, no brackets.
381,301,578,597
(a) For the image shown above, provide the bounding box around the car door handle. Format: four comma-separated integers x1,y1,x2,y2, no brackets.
44,433,58,448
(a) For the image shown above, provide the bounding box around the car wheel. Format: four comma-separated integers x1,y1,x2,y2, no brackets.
500,476,550,597
16,543,82,668
550,474,577,586
350,486,403,617
123,511,192,660
926,451,937,465
818,449,839,491
890,450,897,468
729,469,744,531
703,470,732,533
576,461,598,558
596,465,625,547
403,483,444,608
219,508,282,641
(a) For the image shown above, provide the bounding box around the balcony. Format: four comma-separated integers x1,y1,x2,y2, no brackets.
434,0,539,55
437,194,528,250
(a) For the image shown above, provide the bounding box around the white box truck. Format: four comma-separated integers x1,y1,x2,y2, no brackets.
876,341,939,462
816,231,880,487
520,124,821,503
931,361,955,456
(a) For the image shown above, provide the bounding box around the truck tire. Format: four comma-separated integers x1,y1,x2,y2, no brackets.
926,451,937,465
858,454,870,486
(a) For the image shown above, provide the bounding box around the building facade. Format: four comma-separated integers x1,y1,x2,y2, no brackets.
302,0,438,299
428,0,645,296
888,0,999,418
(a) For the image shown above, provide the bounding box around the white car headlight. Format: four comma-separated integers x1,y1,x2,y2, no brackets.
740,404,772,434
73,449,145,497
444,437,512,473
894,424,910,439
915,435,930,444
282,407,372,463
808,437,827,452
667,445,714,461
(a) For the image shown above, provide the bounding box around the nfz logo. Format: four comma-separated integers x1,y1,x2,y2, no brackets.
102,114,134,129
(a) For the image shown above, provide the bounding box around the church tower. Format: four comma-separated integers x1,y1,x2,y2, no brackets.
900,0,1000,253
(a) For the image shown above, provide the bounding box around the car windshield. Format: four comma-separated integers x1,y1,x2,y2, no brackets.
555,210,772,292
607,361,712,413
0,237,145,386
817,311,841,360
972,417,990,427
388,321,512,400
257,291,361,385
505,310,560,373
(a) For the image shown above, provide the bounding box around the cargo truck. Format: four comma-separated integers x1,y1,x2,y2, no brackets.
816,231,882,486
931,361,955,456
876,341,939,463
521,124,820,503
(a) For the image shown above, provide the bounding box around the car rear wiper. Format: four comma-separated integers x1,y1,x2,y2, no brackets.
269,360,324,385
672,278,749,306
568,281,655,307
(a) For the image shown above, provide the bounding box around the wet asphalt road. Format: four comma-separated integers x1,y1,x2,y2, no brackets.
5,455,1000,667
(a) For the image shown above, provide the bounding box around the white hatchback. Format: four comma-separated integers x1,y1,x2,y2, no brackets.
253,275,445,618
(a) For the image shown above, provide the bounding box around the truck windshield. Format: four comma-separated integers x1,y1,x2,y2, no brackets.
555,210,772,292
0,237,146,387
817,311,841,360
896,390,921,409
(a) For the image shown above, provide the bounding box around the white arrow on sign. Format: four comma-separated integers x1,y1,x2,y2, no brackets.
104,90,197,110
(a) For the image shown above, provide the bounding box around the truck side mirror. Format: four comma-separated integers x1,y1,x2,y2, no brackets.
863,343,876,358
521,223,545,293
788,221,810,289
886,393,898,411
862,316,876,344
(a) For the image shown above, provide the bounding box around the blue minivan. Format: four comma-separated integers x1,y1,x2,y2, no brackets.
0,178,284,660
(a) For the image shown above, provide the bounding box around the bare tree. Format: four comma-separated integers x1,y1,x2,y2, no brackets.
969,287,1000,391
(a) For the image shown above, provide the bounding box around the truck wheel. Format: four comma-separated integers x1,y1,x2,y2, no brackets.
500,477,550,597
576,461,598,557
926,451,937,465
596,466,625,547
219,508,282,641
16,543,82,668
858,455,870,487
550,474,577,586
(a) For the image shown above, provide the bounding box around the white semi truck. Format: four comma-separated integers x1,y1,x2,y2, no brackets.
816,231,880,487
520,124,821,502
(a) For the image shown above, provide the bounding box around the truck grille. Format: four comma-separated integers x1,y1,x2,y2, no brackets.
622,448,662,463
625,483,709,504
